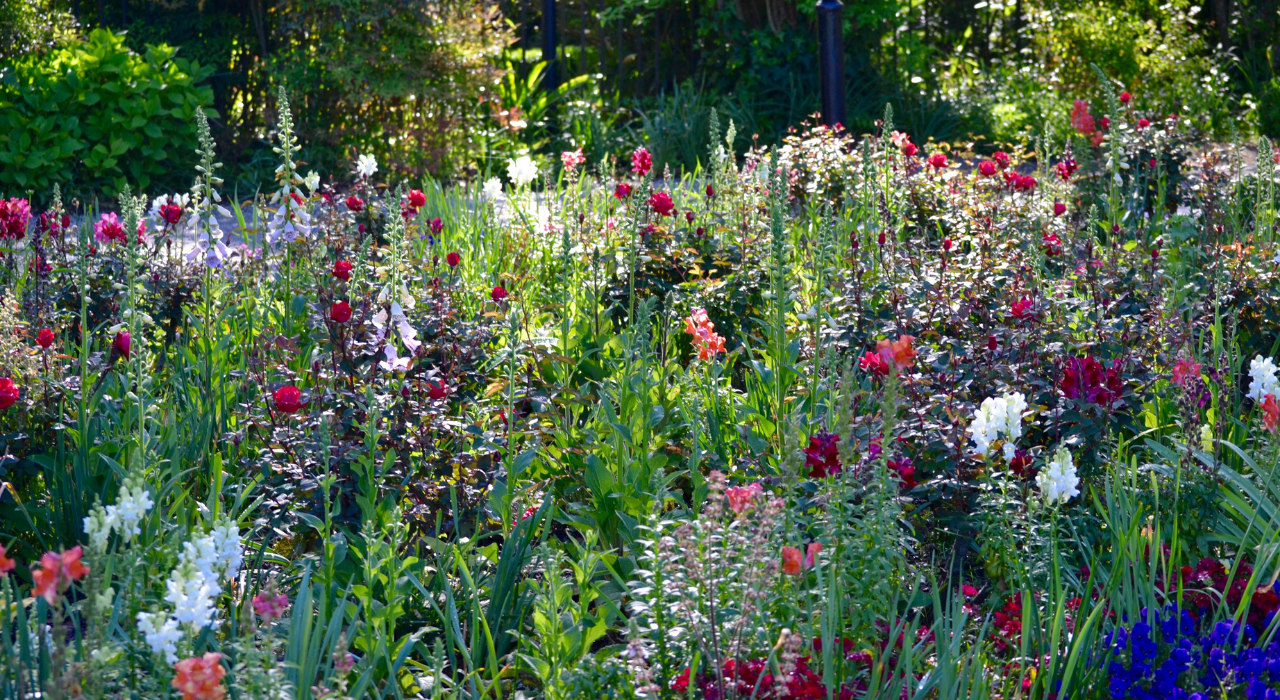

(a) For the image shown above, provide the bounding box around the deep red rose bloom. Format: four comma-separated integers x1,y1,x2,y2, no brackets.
332,260,353,281
978,160,998,177
491,285,508,302
1054,201,1066,217
858,350,889,377
446,251,461,268
345,196,364,212
0,378,17,409
648,191,675,217
113,330,131,360
330,301,352,323
431,218,444,235
37,328,54,349
927,152,947,169
1119,91,1132,104
685,210,695,223
1137,118,1150,129
1011,298,1034,320
613,182,632,200
1061,356,1124,407
992,151,1010,169
705,184,714,198
695,227,705,236
1014,175,1037,192
901,142,919,157
273,385,305,414
631,148,652,176
805,431,841,478
988,335,998,352
427,381,448,400
159,203,183,225
408,189,426,209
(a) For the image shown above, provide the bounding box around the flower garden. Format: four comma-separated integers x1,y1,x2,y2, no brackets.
4,53,1280,698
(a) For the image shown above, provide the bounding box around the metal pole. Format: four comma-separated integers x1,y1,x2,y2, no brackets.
816,0,845,129
543,0,559,93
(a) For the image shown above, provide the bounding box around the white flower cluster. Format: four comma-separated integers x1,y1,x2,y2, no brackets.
1249,355,1280,402
1036,447,1081,505
966,391,1028,460
83,476,154,551
482,177,502,200
265,199,313,246
355,153,378,179
137,518,243,662
185,204,233,269
507,154,538,187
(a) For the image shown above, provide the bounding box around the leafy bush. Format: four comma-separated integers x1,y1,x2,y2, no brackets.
0,29,213,201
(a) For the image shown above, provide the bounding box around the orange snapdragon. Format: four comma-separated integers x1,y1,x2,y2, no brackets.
684,308,726,361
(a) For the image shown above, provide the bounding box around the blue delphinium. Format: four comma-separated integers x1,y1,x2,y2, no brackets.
1105,605,1280,699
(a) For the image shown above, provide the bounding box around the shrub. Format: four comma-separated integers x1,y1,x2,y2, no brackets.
0,29,213,202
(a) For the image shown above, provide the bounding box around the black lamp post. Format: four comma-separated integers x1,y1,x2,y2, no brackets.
543,0,559,93
816,0,845,129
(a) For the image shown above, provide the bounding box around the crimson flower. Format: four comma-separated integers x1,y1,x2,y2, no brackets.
427,381,448,400
1265,395,1280,434
648,191,675,217
345,196,364,212
446,251,461,268
992,151,1010,169
37,328,54,349
1054,201,1066,217
1137,118,1150,129
1060,356,1124,407
332,260,353,281
408,189,426,209
431,218,444,235
113,331,131,360
1056,158,1078,181
1119,91,1132,104
978,160,997,177
94,212,126,244
0,198,30,240
329,301,352,323
631,148,652,176
273,385,305,414
159,203,183,225
888,455,917,489
491,285,508,302
927,152,947,169
613,182,632,199
1010,298,1034,321
0,378,17,409
685,210,695,223
705,184,714,198
858,350,889,376
901,142,919,157
804,431,841,477
1043,231,1062,256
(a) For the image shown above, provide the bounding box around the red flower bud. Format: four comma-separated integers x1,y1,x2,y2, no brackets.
37,328,54,349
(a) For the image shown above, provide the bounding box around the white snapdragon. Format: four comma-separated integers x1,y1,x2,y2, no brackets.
1036,447,1081,505
1249,355,1280,401
482,177,502,200
165,561,219,630
210,518,243,582
507,155,538,187
136,611,182,663
83,504,117,552
106,476,153,539
304,170,321,194
355,153,378,179
966,392,1028,458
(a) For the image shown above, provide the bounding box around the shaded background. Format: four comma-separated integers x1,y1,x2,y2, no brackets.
0,0,1274,195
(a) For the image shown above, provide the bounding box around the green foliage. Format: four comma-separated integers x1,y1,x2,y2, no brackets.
0,29,213,202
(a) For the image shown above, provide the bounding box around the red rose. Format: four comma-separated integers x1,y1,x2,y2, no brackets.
1054,201,1066,217
992,151,1010,169
977,160,997,177
273,385,305,414
159,203,183,225
613,183,632,200
491,285,508,302
927,153,947,169
1119,91,1132,104
648,191,675,217
345,196,364,212
446,251,460,268
408,189,426,209
431,217,444,235
1137,118,1150,129
332,260,353,281
36,328,54,349
427,381,448,400
330,301,352,323
0,378,18,409
901,142,918,157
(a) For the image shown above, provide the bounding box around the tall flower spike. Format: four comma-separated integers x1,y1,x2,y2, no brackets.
266,87,311,245
188,109,231,267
